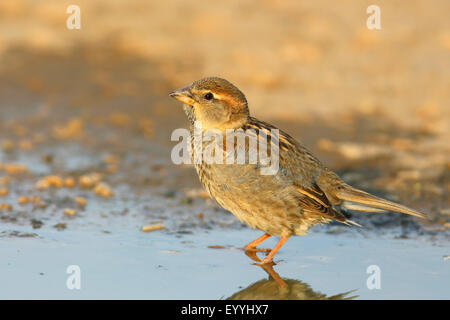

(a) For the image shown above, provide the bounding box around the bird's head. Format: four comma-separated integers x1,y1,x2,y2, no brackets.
169,77,249,130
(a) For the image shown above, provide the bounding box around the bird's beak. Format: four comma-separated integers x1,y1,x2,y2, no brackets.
169,86,195,105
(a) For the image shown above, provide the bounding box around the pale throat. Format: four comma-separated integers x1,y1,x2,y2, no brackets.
196,112,248,132
183,103,249,132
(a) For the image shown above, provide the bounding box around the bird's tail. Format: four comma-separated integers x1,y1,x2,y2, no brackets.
317,169,426,219
334,183,426,219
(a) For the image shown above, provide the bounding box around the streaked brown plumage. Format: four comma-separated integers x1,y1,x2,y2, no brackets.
169,77,426,265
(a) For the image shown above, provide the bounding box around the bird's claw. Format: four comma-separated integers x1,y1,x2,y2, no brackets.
256,259,275,266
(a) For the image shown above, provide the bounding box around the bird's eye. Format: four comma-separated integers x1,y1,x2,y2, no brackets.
204,92,213,100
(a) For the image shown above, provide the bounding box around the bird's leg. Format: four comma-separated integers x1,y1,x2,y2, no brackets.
244,251,288,288
257,235,290,265
259,263,288,288
244,249,263,263
242,233,271,252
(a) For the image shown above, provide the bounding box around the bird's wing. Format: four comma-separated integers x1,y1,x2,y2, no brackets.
245,117,323,181
245,117,357,224
294,183,348,223
246,117,425,221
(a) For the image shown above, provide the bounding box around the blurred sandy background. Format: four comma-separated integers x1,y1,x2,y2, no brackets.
0,0,449,229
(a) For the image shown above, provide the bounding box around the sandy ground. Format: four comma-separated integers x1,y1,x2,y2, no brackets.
0,1,449,299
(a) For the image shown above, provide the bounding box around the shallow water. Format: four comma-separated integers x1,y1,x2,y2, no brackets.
1,222,448,299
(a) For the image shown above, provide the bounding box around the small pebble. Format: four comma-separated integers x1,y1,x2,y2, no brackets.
0,203,12,210
141,224,165,232
64,208,76,216
53,223,67,230
64,177,75,188
75,197,87,206
79,173,102,189
17,197,30,204
3,164,27,175
93,183,114,198
36,176,63,189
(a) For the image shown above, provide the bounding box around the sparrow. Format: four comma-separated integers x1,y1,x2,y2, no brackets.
228,263,357,300
169,77,426,265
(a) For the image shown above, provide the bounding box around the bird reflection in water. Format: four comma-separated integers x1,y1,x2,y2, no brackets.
227,250,358,300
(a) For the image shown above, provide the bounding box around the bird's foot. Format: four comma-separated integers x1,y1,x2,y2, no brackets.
256,258,275,266
243,249,270,263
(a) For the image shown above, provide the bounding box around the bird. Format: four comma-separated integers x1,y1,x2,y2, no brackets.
227,264,357,300
169,77,426,265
